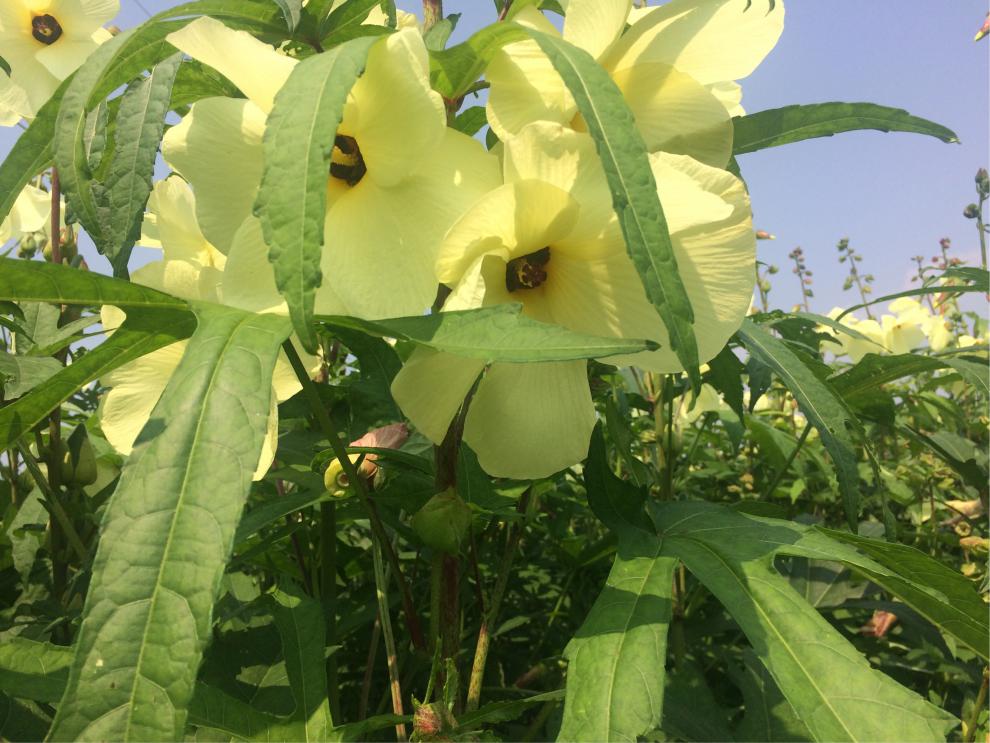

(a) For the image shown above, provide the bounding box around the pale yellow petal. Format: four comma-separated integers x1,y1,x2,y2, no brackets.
322,181,432,319
45,0,119,35
0,72,30,125
608,63,733,167
390,347,486,444
549,154,754,372
253,393,279,480
220,216,287,315
165,16,296,113
148,176,224,268
503,122,613,239
162,97,266,255
464,360,595,479
708,80,744,116
100,341,186,456
436,179,580,285
484,6,573,141
348,29,445,187
603,0,785,86
35,37,99,79
562,0,630,59
8,184,50,234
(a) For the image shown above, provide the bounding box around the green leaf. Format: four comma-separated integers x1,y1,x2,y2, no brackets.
255,35,379,353
651,502,958,742
0,257,189,309
320,303,658,362
430,23,526,99
0,308,195,452
92,53,182,277
837,268,989,319
830,350,989,402
53,21,189,254
0,90,58,227
270,584,334,737
48,304,291,742
730,649,811,742
272,0,303,32
0,352,62,400
318,0,381,36
152,0,295,34
559,428,673,742
526,30,700,391
0,638,72,704
732,102,959,155
451,105,488,136
737,318,862,528
819,528,990,660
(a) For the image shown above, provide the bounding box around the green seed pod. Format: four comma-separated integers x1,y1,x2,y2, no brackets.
411,488,472,554
60,429,98,486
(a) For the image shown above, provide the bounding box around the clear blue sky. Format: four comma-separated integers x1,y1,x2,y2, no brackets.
2,0,987,315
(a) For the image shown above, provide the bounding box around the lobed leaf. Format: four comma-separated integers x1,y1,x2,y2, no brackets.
255,35,379,353
93,53,182,276
0,308,195,452
48,304,291,742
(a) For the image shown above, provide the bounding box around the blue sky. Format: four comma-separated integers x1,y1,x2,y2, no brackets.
2,0,987,315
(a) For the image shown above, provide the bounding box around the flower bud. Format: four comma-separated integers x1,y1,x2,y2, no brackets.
976,15,990,41
755,230,775,240
59,434,98,487
411,488,472,554
963,203,980,219
977,167,989,194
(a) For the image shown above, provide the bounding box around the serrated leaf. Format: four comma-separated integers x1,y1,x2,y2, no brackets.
651,502,959,743
92,53,182,277
737,318,862,528
48,304,291,742
0,308,195,451
732,102,959,155
819,528,989,660
0,257,189,309
559,428,671,742
830,350,989,402
320,303,657,362
526,30,700,391
53,23,187,253
255,35,379,353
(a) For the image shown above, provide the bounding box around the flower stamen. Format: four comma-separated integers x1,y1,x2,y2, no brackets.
31,14,63,45
329,135,366,186
506,247,551,292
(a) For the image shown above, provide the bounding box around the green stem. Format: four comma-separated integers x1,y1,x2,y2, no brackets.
963,667,988,743
465,510,526,712
320,501,340,722
763,423,811,498
281,340,426,651
372,525,407,741
15,441,86,563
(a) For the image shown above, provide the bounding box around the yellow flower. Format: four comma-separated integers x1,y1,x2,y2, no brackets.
0,71,31,125
160,18,499,320
0,183,49,244
391,122,755,479
486,0,784,167
0,0,117,117
98,177,316,480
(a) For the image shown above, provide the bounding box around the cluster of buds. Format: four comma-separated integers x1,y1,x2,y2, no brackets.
837,238,875,311
931,237,963,270
788,246,814,309
964,168,988,219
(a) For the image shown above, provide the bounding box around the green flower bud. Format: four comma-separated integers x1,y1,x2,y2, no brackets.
964,203,980,219
411,488,472,554
60,434,98,487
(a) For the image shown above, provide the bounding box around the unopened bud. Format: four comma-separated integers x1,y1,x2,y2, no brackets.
939,237,951,250
755,230,775,240
977,167,989,194
975,14,989,42
964,203,980,219
411,488,472,554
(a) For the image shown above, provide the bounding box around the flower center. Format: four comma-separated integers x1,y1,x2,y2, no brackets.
329,135,366,187
505,247,551,292
31,14,63,45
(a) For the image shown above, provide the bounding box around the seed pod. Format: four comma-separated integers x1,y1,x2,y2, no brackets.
411,488,472,554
